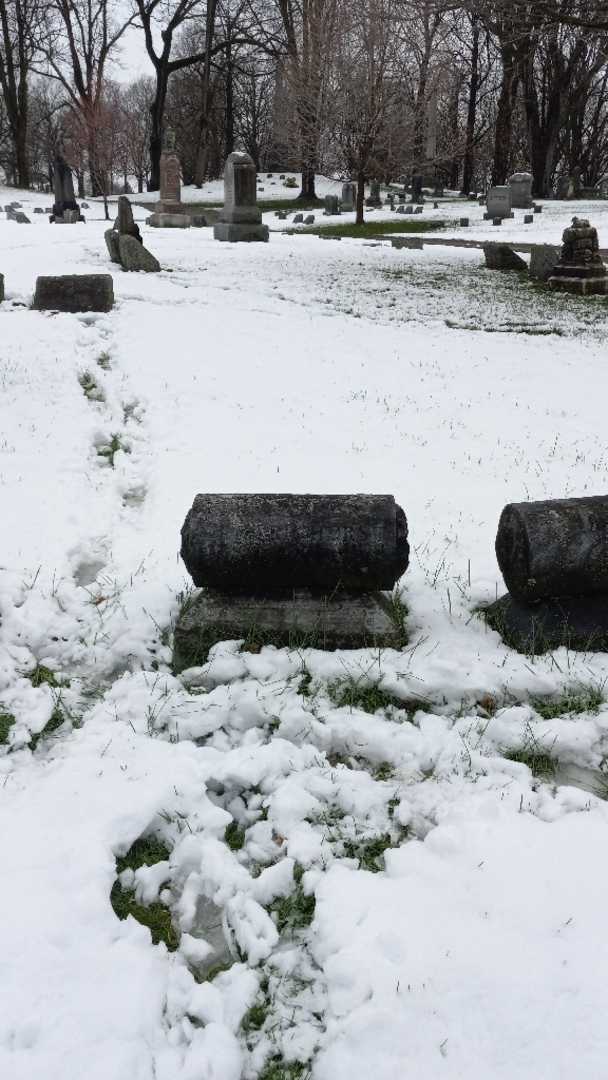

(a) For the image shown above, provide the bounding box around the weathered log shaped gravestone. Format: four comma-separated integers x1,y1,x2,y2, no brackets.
485,495,608,653
173,493,409,669
213,152,269,242
548,217,608,296
483,186,514,221
51,154,84,223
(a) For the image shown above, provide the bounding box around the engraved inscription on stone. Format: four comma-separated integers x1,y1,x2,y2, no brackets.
160,155,181,204
233,165,256,208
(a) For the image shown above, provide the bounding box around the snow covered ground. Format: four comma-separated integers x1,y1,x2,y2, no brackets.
2,183,608,1080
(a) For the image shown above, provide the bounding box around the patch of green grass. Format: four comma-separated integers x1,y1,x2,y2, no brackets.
289,219,445,240
530,684,604,719
29,703,69,749
78,370,105,401
504,748,557,779
270,864,316,932
110,883,179,950
97,433,128,468
259,1058,311,1080
97,351,111,370
115,836,171,875
224,821,246,851
328,678,407,715
0,710,15,744
29,664,64,689
342,832,403,872
297,668,313,697
110,835,177,950
241,1000,269,1033
373,762,394,781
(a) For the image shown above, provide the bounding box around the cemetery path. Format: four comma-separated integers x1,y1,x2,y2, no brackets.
1,190,608,1080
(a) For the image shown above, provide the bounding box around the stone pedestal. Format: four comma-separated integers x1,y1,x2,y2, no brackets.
485,592,608,655
547,216,608,295
173,589,404,670
214,151,269,243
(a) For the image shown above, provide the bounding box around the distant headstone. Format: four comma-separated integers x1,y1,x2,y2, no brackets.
484,186,513,221
81,202,89,209
341,182,356,211
366,180,382,208
324,195,340,216
0,274,4,302
104,229,121,263
492,217,502,226
460,217,470,227
34,207,43,214
293,213,304,224
213,151,269,242
8,209,30,223
548,216,608,295
304,214,315,224
159,128,181,207
524,214,534,225
33,274,114,312
405,206,414,215
174,493,409,668
534,205,543,214
483,243,527,272
508,171,533,209
414,206,423,214
51,152,83,223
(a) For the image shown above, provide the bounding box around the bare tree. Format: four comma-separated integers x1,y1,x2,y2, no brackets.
36,0,134,192
0,0,40,184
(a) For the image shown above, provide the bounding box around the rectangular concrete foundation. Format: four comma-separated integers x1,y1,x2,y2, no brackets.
173,589,404,669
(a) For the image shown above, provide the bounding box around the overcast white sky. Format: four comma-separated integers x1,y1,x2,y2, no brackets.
108,22,156,85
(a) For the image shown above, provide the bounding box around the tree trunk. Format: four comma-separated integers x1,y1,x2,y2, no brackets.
492,42,518,186
148,70,168,191
461,17,480,194
355,168,365,225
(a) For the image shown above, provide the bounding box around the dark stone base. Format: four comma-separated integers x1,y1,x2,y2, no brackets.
33,274,114,313
173,589,405,670
548,275,608,295
213,222,269,243
484,593,608,654
147,212,191,228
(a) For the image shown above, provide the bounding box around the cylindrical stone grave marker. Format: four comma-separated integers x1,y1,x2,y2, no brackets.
496,495,608,602
181,493,409,593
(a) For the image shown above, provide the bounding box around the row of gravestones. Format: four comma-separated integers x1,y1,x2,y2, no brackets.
171,492,608,670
